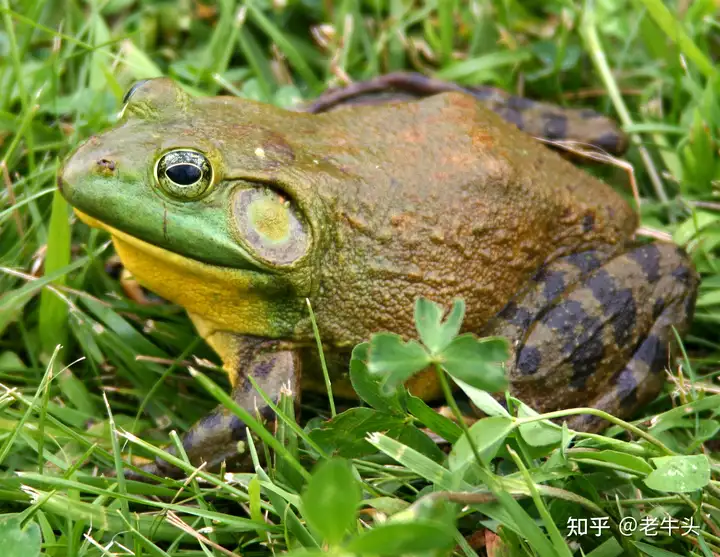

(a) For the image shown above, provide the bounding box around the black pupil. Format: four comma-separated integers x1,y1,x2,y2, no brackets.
166,164,202,186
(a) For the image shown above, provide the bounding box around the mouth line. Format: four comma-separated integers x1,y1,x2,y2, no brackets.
73,209,269,279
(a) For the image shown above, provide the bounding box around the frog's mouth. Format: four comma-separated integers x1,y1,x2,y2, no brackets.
74,209,296,338
75,209,258,283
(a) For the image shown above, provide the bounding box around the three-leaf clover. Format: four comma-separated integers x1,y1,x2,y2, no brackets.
367,297,509,394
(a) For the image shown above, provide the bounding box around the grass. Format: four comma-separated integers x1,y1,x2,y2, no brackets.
1,0,719,555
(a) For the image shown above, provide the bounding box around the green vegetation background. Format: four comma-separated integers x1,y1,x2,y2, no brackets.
0,1,718,556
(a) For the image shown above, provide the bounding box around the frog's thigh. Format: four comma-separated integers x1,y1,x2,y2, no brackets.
496,243,697,432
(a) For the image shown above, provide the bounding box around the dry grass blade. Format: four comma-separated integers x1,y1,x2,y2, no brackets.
537,137,642,213
165,511,243,557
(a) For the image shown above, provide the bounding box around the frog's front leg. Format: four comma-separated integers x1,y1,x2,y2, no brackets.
130,332,300,479
484,243,698,432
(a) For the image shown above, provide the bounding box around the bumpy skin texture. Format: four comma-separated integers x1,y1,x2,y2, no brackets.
304,72,629,155
58,74,698,477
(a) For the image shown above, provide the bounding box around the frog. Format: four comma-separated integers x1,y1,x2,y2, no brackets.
58,72,698,478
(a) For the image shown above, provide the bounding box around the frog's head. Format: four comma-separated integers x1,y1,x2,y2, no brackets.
59,78,323,338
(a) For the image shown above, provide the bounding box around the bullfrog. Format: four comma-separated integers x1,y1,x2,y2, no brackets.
58,73,698,477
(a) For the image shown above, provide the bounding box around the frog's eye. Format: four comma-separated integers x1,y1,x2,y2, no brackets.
155,149,214,200
232,187,309,266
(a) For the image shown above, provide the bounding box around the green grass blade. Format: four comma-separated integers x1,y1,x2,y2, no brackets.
38,189,71,360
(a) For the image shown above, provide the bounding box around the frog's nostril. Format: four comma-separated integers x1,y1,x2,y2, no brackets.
97,159,116,172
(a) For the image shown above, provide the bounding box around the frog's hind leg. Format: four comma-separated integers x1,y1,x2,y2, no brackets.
484,243,698,433
128,335,300,479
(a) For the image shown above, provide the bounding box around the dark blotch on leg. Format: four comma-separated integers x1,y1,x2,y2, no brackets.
587,270,637,348
635,335,668,374
229,414,246,441
534,269,566,301
540,299,605,387
467,88,495,101
506,96,535,111
516,345,542,375
587,269,617,304
592,131,624,154
614,368,638,406
541,301,602,355
181,429,195,451
671,265,692,286
610,290,636,347
493,107,524,129
567,251,602,275
542,113,568,139
198,411,223,432
569,334,605,389
582,213,595,232
568,412,605,432
629,244,661,283
497,301,533,330
252,358,276,378
542,299,587,331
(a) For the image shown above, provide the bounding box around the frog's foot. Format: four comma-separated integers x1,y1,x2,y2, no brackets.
126,341,300,480
305,71,628,155
486,243,698,433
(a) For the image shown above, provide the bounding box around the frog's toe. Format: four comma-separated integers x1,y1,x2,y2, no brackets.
494,242,698,431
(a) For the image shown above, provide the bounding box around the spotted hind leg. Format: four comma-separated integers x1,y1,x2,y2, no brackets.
484,243,698,432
